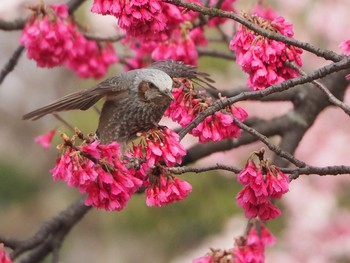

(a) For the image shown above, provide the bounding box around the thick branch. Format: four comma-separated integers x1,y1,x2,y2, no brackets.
6,197,91,261
179,57,350,139
167,0,344,62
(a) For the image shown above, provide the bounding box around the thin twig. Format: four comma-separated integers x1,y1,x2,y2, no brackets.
178,57,350,139
168,163,241,174
0,45,24,85
197,47,236,60
288,62,350,117
52,113,75,132
166,0,344,62
231,115,306,167
167,163,350,178
0,19,26,30
82,33,125,42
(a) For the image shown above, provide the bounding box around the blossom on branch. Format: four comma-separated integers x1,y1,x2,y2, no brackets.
136,127,186,167
164,82,248,143
207,0,237,27
20,3,75,67
51,134,142,211
236,153,289,221
233,223,275,263
21,3,117,79
192,222,275,263
146,171,192,207
65,36,118,79
91,0,167,40
91,0,201,41
229,6,303,90
152,28,200,66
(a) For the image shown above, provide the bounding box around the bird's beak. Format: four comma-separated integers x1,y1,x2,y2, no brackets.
165,91,175,100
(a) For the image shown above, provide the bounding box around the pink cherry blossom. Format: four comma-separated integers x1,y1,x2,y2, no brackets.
146,175,192,207
234,224,275,263
138,127,186,167
91,0,167,41
151,28,203,66
229,10,303,90
51,139,143,211
126,144,149,185
20,3,75,68
165,84,248,143
34,128,56,149
21,3,117,78
191,107,248,143
339,39,350,79
236,157,289,221
0,244,12,263
124,39,156,70
208,0,237,27
252,4,278,21
340,39,350,55
65,35,118,79
163,85,195,126
161,1,201,34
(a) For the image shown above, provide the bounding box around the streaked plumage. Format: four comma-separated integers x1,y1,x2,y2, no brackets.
23,60,214,144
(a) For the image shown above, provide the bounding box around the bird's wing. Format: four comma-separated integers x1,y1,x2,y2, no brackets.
23,76,128,120
148,60,215,89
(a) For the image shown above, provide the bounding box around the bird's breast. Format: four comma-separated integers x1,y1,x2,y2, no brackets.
97,94,171,144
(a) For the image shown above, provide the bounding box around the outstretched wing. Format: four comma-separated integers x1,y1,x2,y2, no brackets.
23,76,127,120
148,60,215,89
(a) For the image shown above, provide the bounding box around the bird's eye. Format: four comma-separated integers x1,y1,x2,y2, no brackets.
149,82,156,89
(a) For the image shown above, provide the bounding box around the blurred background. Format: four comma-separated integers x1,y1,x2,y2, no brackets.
1,0,350,262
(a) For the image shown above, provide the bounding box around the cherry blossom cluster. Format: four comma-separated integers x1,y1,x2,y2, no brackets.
91,0,167,41
236,151,289,221
124,17,207,66
91,0,199,40
51,132,143,211
131,125,191,207
20,3,117,78
135,127,187,167
229,6,303,90
91,0,212,66
233,223,276,263
145,169,192,207
193,221,275,263
0,243,12,263
50,128,191,209
164,80,248,143
130,127,192,206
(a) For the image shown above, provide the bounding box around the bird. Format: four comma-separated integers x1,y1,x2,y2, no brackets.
23,60,214,145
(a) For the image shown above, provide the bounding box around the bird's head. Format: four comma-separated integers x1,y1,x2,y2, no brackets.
131,68,174,102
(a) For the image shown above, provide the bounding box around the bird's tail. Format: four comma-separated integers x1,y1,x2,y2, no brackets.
23,89,103,120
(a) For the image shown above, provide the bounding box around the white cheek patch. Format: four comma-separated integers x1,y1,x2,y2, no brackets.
134,69,173,93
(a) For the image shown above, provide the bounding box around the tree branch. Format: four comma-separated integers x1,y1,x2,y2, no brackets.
5,197,91,261
170,163,350,178
166,0,344,62
0,45,24,86
179,57,350,139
